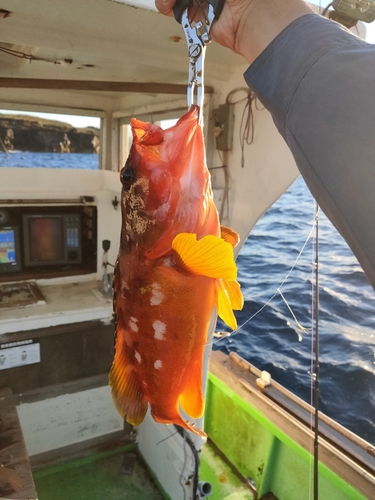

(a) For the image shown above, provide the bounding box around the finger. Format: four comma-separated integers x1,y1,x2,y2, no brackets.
155,0,175,15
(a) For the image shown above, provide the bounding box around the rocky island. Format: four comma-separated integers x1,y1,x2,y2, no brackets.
0,114,100,154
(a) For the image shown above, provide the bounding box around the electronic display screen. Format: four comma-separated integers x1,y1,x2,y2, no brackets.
0,228,17,264
28,217,64,262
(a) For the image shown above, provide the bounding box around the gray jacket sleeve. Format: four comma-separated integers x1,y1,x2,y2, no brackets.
244,14,375,290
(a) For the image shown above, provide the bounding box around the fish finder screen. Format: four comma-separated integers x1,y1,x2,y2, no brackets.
0,228,16,264
28,217,64,262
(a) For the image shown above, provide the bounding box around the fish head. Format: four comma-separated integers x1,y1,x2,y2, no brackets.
119,105,219,258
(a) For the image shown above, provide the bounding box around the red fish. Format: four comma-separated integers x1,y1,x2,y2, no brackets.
109,106,243,436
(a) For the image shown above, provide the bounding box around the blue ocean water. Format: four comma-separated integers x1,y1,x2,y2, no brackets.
214,176,375,445
0,151,99,169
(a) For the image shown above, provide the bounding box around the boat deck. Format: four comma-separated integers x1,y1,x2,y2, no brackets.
33,445,163,500
33,440,254,500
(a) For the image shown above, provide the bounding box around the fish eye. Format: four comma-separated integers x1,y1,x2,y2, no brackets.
121,165,135,188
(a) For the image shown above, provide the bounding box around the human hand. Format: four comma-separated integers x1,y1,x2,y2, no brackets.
155,0,313,65
155,0,255,56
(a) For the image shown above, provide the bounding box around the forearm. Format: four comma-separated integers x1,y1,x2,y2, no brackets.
234,0,314,64
245,13,375,290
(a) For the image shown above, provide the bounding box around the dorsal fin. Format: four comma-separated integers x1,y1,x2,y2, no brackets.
220,225,240,248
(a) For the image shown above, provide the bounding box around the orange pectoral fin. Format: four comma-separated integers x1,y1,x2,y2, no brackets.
217,279,244,331
217,280,238,330
172,233,237,280
109,329,148,426
222,279,244,310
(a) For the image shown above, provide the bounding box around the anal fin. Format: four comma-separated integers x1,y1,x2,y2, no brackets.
179,363,205,420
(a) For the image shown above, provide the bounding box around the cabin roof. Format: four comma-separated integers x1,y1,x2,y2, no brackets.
0,0,243,101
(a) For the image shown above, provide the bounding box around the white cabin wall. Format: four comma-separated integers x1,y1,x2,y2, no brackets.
207,65,299,253
102,112,121,172
97,170,122,273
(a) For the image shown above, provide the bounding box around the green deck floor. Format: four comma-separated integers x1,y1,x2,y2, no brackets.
200,442,254,500
33,445,164,500
33,441,253,500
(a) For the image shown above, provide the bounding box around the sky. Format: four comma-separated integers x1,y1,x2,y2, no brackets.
1,1,374,128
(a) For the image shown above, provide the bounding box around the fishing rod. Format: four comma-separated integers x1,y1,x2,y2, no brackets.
313,203,320,500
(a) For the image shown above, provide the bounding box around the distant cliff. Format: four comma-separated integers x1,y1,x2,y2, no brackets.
0,114,100,154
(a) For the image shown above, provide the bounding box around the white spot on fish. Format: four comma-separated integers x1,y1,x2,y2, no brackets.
129,318,138,332
150,283,164,306
134,351,142,363
153,320,166,340
154,359,162,370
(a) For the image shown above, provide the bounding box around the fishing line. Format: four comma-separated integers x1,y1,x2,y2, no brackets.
156,430,179,446
212,216,317,346
277,288,311,340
